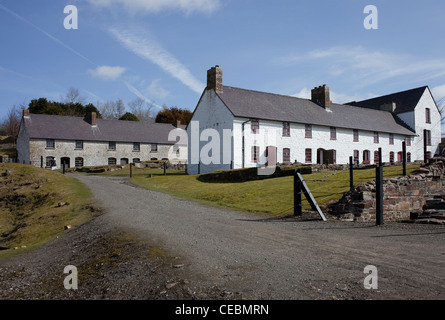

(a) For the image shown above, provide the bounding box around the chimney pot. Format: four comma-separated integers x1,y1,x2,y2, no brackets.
23,109,30,118
176,120,181,128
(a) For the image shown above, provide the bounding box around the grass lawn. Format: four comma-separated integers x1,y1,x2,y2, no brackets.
0,163,100,259
88,163,420,217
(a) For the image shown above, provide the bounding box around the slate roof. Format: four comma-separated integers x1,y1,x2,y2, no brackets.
216,86,415,136
23,113,184,144
347,86,428,114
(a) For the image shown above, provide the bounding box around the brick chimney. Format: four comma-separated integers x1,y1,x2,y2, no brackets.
311,85,332,109
207,65,223,94
23,109,30,118
176,120,181,128
91,112,97,126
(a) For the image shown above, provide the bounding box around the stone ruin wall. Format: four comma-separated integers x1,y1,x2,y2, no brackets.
330,157,445,222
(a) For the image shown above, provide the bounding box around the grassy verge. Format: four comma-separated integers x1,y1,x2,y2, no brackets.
86,164,419,217
0,163,100,259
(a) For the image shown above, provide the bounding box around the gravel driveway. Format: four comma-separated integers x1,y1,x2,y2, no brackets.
1,174,444,300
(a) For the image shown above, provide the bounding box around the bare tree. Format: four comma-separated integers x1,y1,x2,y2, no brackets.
97,99,126,120
115,98,125,119
128,97,154,121
62,87,85,105
1,105,23,144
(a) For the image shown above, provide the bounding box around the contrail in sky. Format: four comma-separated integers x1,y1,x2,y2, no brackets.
0,3,95,65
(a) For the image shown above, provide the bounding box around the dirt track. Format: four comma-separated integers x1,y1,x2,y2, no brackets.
1,174,444,300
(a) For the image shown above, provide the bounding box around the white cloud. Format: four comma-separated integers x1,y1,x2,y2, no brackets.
146,79,169,100
283,46,445,88
88,65,126,81
87,0,220,14
109,27,205,94
431,84,445,106
124,81,163,110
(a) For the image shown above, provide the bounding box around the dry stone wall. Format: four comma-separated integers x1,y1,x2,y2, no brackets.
330,157,445,222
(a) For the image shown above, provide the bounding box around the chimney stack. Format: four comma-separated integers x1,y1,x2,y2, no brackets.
176,120,181,128
207,65,223,94
91,112,97,126
23,109,30,118
311,85,332,109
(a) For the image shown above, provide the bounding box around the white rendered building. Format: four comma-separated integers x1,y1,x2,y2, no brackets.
187,66,442,175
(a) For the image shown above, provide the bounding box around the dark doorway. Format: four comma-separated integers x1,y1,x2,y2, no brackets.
61,157,70,168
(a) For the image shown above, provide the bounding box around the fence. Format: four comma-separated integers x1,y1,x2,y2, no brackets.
294,144,410,225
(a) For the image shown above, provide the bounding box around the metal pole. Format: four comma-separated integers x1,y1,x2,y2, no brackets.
423,129,428,163
294,169,302,216
130,162,133,178
41,156,43,168
402,141,406,176
62,163,66,175
378,147,382,167
376,149,383,225
349,156,354,192
163,161,167,176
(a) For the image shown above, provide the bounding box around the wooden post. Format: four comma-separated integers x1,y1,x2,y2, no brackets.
349,156,354,192
130,162,133,178
376,148,383,225
402,141,407,176
294,169,302,216
163,161,167,176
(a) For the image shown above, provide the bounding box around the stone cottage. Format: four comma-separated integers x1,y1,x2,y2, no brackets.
17,110,187,168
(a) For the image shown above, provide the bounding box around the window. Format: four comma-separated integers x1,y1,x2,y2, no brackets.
305,148,312,163
46,156,55,167
425,130,431,146
132,158,141,163
282,122,290,137
353,130,359,142
133,142,140,152
252,146,259,163
426,108,431,123
397,152,403,162
108,141,116,150
75,157,84,167
389,152,394,163
251,119,259,134
75,140,83,149
407,152,411,163
283,148,290,164
330,127,336,140
406,137,411,146
108,157,116,165
46,139,55,149
374,132,379,143
151,144,158,152
120,158,129,165
305,124,312,138
353,150,359,164
389,133,394,145
374,150,380,164
363,150,370,164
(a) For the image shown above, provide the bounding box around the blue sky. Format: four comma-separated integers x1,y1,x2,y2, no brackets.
1,0,445,126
